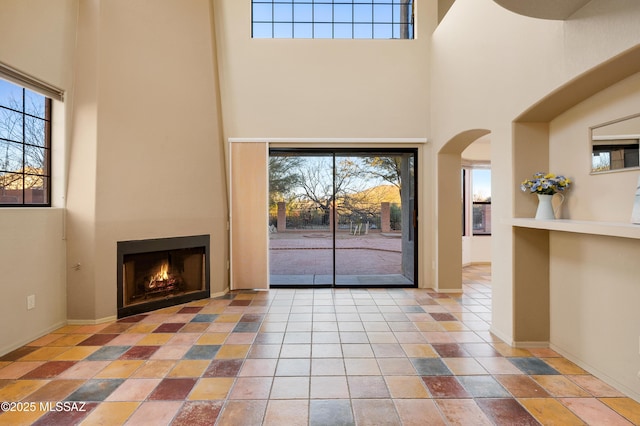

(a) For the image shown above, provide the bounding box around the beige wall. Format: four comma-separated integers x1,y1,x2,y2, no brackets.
230,142,268,289
2,0,639,401
432,0,640,336
432,0,563,333
462,236,492,265
0,209,67,354
65,0,229,321
214,0,434,139
550,72,640,222
0,0,229,351
0,0,77,91
551,232,640,399
546,71,640,398
432,0,640,399
0,0,77,353
215,0,436,288
66,0,99,321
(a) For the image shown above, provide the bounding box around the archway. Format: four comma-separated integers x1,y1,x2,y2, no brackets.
436,129,491,292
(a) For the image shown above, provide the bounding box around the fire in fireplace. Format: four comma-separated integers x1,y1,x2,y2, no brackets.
146,262,178,293
117,235,210,318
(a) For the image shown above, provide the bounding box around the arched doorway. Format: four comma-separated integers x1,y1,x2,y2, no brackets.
436,129,491,292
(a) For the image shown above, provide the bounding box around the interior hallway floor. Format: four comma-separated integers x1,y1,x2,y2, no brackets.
0,264,638,425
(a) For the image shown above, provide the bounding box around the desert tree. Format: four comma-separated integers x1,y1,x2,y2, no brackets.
0,87,48,196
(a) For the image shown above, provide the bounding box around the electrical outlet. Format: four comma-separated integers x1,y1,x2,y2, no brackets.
27,294,35,310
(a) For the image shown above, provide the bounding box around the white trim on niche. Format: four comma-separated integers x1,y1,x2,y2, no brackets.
228,137,429,144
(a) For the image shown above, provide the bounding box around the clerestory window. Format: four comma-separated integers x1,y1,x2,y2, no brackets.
0,78,52,206
252,0,415,39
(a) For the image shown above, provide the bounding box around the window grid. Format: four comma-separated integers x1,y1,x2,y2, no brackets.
462,167,491,236
252,0,414,39
0,80,51,207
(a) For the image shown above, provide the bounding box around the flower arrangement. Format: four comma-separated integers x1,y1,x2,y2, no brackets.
521,172,571,195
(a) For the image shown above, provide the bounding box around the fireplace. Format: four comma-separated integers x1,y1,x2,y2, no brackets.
117,235,210,318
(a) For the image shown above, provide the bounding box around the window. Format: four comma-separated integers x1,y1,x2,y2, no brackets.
0,79,51,206
590,113,640,173
592,143,639,172
462,167,491,236
252,0,415,39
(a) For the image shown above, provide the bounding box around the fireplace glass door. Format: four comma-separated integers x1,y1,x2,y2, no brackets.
122,248,205,305
117,235,210,318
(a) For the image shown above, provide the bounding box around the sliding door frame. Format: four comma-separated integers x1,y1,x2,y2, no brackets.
269,147,418,288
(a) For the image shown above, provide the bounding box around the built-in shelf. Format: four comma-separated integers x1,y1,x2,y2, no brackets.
510,218,640,239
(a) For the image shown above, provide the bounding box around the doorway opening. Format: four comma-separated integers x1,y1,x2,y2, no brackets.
268,148,417,287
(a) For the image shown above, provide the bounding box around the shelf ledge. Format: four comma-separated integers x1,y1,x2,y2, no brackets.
510,218,640,239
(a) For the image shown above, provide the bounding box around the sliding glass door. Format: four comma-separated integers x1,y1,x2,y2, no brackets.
333,152,415,286
268,149,417,287
268,152,334,285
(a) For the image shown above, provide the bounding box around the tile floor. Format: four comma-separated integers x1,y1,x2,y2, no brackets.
1,265,639,425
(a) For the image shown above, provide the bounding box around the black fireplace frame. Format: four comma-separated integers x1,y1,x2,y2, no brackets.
117,234,211,318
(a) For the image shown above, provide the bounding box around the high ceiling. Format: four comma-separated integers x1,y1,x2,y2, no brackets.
493,0,591,20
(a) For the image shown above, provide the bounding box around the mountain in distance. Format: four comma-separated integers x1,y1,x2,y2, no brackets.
350,184,401,205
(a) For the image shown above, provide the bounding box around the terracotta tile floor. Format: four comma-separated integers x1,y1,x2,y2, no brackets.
1,265,639,425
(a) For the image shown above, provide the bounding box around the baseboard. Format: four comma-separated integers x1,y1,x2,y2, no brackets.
0,320,67,357
488,326,513,346
67,315,117,326
513,341,550,348
433,288,464,294
550,343,640,402
65,291,230,326
211,288,229,298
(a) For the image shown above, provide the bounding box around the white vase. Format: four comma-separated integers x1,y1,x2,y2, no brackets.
535,193,560,220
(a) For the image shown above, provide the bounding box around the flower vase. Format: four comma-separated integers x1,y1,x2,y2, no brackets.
535,193,563,220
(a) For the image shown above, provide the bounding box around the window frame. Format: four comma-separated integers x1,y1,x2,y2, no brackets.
591,143,640,172
251,0,415,40
0,79,52,207
462,164,491,237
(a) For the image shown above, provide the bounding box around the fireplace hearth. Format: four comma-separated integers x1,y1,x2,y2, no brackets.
117,235,210,318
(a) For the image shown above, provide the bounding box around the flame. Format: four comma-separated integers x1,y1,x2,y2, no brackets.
149,263,170,288
158,263,169,280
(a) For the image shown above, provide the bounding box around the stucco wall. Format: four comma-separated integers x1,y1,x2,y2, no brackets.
66,0,229,321
432,0,640,399
0,0,77,353
214,0,433,140
2,2,639,401
549,72,640,222
214,0,437,289
546,71,640,398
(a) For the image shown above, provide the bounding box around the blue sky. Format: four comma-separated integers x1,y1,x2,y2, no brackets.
252,0,414,39
0,78,45,118
472,169,491,201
